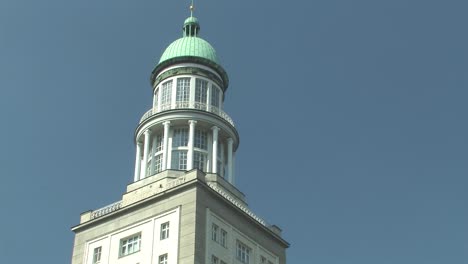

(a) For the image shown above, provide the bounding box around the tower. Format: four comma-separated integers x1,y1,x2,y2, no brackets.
71,10,289,264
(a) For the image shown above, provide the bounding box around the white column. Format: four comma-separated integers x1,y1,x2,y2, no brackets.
157,87,162,112
162,121,171,170
134,142,143,182
140,129,151,179
232,152,236,185
220,141,225,177
207,83,212,112
227,138,233,183
187,120,197,170
211,126,219,174
150,133,158,175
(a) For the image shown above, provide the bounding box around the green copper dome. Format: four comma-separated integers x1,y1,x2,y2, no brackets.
158,16,218,64
159,37,218,64
151,16,229,90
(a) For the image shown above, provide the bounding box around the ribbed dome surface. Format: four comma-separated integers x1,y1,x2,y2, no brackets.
158,37,218,64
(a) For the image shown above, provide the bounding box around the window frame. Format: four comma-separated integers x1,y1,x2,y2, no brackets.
236,240,251,264
119,233,142,258
92,246,102,264
160,221,170,240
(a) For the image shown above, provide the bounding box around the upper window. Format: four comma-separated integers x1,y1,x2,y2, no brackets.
120,233,141,257
211,223,219,242
160,222,170,240
172,128,189,147
154,154,163,173
220,228,227,247
172,150,188,170
236,241,251,264
194,129,208,150
211,86,220,108
159,254,168,264
161,81,172,108
212,223,227,247
195,79,208,106
92,246,102,264
154,134,164,152
176,78,190,103
193,151,206,171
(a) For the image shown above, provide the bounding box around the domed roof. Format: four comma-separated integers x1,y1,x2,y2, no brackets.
151,16,229,90
158,36,218,64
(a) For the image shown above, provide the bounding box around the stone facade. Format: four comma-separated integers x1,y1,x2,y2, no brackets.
71,170,288,264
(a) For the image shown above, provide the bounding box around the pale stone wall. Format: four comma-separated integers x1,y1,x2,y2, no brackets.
195,186,287,264
71,186,198,264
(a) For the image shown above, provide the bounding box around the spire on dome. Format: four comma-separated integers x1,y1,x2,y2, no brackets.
190,0,194,17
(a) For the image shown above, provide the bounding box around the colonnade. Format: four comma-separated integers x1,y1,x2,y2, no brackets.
134,120,235,184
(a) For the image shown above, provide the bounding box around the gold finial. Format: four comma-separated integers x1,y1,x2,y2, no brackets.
190,0,194,17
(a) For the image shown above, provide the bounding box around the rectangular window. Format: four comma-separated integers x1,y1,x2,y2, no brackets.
171,150,188,170
120,233,141,257
236,241,251,264
154,154,163,173
211,255,219,264
220,229,227,247
159,254,168,264
195,79,208,109
211,223,219,242
176,78,190,103
160,222,170,240
155,134,164,152
161,81,172,109
211,86,220,108
193,151,206,171
172,128,189,147
194,129,208,150
92,246,102,264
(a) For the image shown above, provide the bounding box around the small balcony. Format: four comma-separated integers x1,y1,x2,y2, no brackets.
139,102,235,127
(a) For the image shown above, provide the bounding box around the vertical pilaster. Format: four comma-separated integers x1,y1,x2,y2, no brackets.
162,121,171,170
187,120,197,170
227,138,233,183
211,126,220,174
141,129,151,179
150,133,158,175
133,142,143,182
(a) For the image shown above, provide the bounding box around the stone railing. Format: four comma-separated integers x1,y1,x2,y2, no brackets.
207,182,269,227
139,102,235,127
90,200,122,220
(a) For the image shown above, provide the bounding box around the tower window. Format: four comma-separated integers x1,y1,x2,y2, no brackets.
193,151,206,171
172,150,188,170
154,154,162,173
195,79,208,109
194,129,208,150
92,246,102,264
155,134,164,152
160,222,170,240
176,78,190,105
211,85,220,108
161,80,172,109
236,241,251,264
120,233,141,257
172,128,189,147
159,254,168,264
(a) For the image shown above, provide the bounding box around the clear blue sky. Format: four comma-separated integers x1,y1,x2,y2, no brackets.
0,0,467,263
